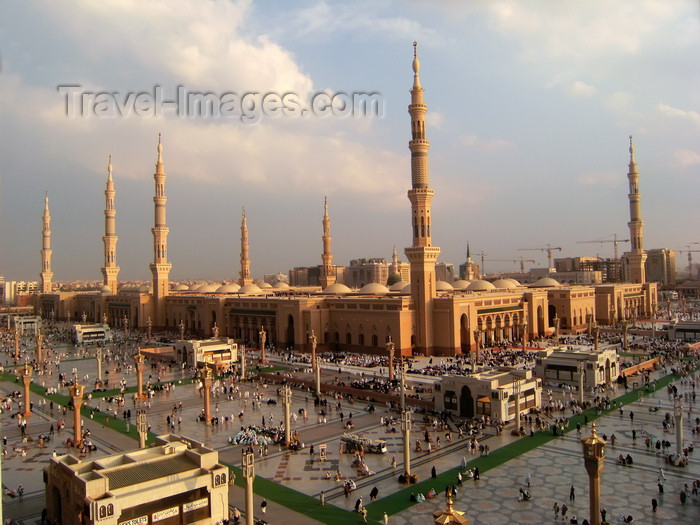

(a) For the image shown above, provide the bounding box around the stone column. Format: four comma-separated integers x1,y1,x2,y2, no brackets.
36,331,44,365
511,378,521,436
587,313,593,337
14,328,19,360
259,325,267,365
147,317,152,343
622,320,629,351
134,352,145,399
137,410,148,448
283,385,292,447
21,363,33,418
240,346,246,379
674,396,684,456
593,324,599,351
70,374,85,446
578,361,585,405
315,355,321,397
401,409,412,478
242,451,255,525
96,347,103,382
472,329,480,371
553,315,560,341
387,337,395,382
310,330,317,374
521,317,527,353
581,423,606,525
179,320,185,341
202,367,212,422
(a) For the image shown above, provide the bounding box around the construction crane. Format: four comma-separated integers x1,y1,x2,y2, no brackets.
678,243,700,279
487,257,536,273
518,244,562,270
576,234,629,262
475,251,488,277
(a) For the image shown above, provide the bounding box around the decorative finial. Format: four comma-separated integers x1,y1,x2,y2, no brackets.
628,135,634,157
242,206,246,219
108,154,113,177
591,421,597,438
412,41,420,75
157,132,163,156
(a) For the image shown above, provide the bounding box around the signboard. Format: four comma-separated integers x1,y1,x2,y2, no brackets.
183,498,208,513
119,517,148,525
152,506,179,522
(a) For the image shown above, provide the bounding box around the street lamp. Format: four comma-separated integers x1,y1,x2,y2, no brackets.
674,396,684,457
386,337,395,382
242,451,255,525
472,329,481,372
581,422,606,525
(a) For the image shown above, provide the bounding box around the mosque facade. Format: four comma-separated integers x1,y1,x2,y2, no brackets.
35,46,657,357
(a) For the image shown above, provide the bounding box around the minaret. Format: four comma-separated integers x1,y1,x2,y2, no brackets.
239,208,253,286
40,192,53,293
404,42,440,355
101,155,120,294
150,134,171,325
391,245,400,275
621,136,647,283
320,196,336,288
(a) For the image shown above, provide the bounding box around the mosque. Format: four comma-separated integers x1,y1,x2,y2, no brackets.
34,44,657,358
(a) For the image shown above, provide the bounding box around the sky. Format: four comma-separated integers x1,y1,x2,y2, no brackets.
0,0,698,284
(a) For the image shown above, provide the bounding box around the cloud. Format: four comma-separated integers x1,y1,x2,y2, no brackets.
459,134,512,153
656,103,700,127
670,149,700,169
567,80,597,98
577,170,623,188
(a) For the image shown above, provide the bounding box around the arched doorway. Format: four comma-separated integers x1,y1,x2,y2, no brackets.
286,315,295,348
460,385,474,418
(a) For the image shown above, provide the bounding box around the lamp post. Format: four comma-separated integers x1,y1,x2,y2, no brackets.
609,304,616,328
69,370,85,447
651,308,657,339
201,366,212,422
400,363,412,477
432,487,467,525
315,355,322,397
36,329,44,365
387,337,395,382
96,346,103,382
593,323,599,351
134,352,145,399
147,317,152,342
521,314,527,353
21,361,33,418
553,314,560,342
14,327,19,360
674,396,684,457
472,329,481,372
581,422,606,525
123,315,128,338
259,325,266,365
137,410,148,448
587,313,593,337
621,320,629,352
179,320,185,341
242,450,255,525
577,361,585,405
240,345,246,379
282,384,292,447
511,377,521,436
310,330,317,374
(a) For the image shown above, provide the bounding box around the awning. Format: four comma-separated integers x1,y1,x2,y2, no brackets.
477,397,490,403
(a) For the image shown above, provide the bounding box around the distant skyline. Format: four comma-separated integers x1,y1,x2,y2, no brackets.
1,1,698,283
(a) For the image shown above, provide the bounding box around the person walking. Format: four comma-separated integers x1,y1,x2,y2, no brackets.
361,507,368,523
600,507,607,522
370,486,378,502
570,485,575,501
17,484,24,502
431,466,437,479
553,502,560,520
355,497,363,512
383,512,389,525
526,472,532,488
651,498,658,512
260,499,267,514
320,490,325,506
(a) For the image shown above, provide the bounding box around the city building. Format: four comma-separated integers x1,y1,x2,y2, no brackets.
173,337,239,369
645,248,676,288
534,346,619,387
44,434,229,525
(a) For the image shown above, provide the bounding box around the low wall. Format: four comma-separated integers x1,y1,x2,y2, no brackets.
621,358,659,378
257,372,435,410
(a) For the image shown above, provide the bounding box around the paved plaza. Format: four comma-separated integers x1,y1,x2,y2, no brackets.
1,340,698,524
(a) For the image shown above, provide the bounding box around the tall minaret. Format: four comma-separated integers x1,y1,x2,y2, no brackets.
150,134,171,325
40,192,53,293
239,208,253,286
101,155,120,294
621,136,647,283
320,196,336,288
404,42,440,355
391,245,400,275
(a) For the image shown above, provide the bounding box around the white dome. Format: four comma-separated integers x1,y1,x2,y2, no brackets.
389,280,408,291
358,283,390,295
172,284,190,291
138,284,151,293
491,279,517,289
239,283,263,294
532,277,560,288
322,283,352,295
198,284,219,293
507,279,521,286
216,283,241,293
259,282,272,289
436,280,454,291
273,281,290,289
101,285,112,294
452,280,471,290
467,279,496,291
